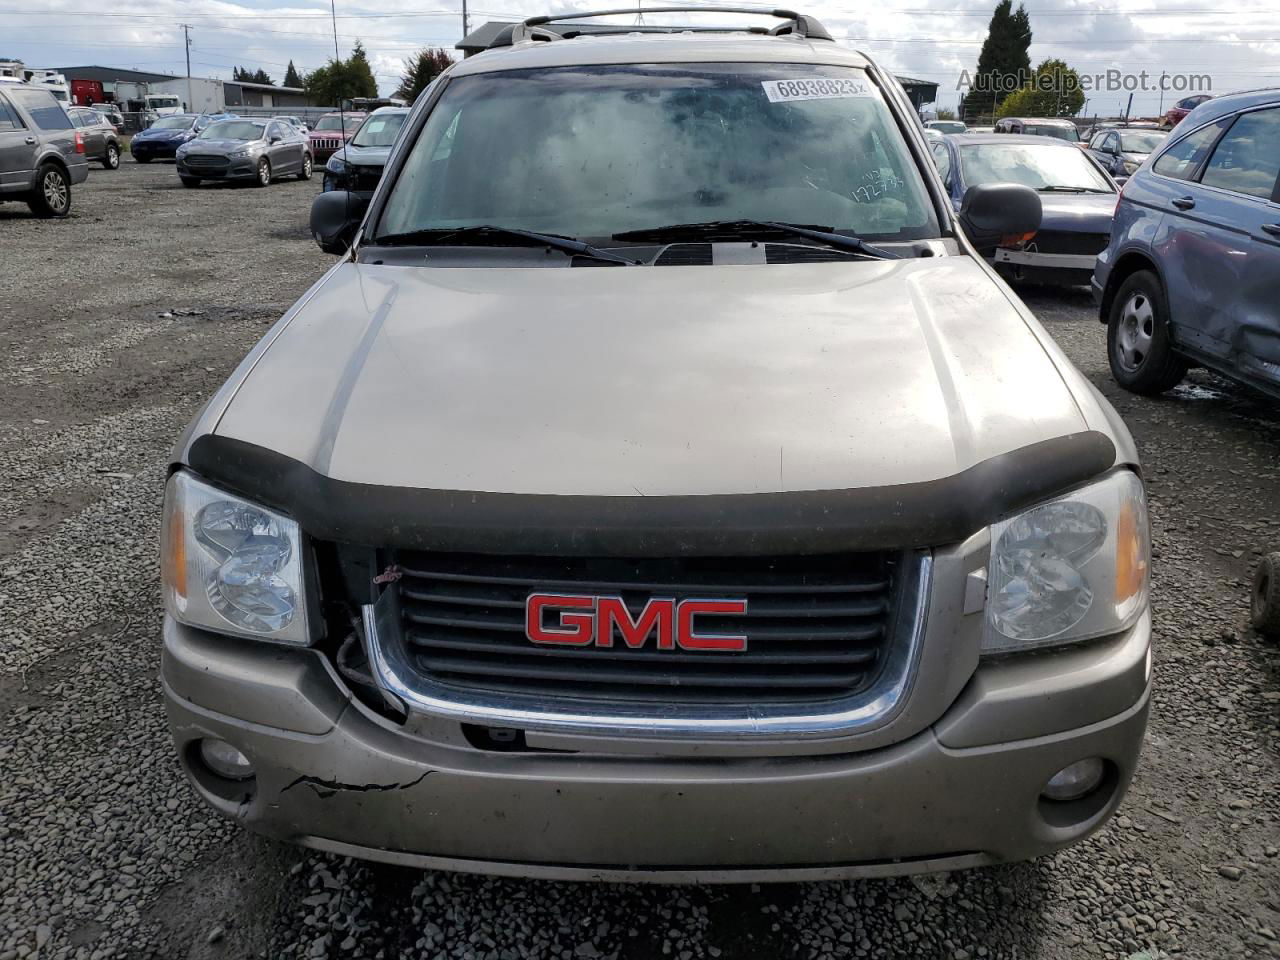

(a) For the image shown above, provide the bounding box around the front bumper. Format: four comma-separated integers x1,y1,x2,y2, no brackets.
162,610,1151,882
132,140,182,160
176,158,257,181
991,248,1098,286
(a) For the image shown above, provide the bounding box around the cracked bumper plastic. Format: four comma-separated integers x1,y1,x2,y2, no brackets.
162,615,1151,882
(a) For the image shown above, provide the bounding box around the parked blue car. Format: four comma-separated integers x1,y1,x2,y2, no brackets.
130,113,236,163
1093,88,1280,399
929,133,1118,285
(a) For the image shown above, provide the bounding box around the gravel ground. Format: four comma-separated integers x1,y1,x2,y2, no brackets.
0,160,1277,960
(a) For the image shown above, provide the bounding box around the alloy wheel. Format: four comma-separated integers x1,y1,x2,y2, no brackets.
258,160,270,185
1115,291,1155,373
43,171,69,212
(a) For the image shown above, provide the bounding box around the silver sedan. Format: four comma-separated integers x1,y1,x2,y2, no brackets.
175,118,313,187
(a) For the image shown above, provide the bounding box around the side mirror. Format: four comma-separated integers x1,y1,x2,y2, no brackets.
958,182,1042,254
310,191,370,255
269,136,282,144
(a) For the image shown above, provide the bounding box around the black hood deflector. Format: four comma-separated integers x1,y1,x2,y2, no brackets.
186,431,1118,556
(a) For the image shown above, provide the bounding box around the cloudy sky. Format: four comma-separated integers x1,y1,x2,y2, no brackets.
4,0,1278,116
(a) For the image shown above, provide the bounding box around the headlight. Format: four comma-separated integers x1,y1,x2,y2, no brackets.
983,470,1148,654
326,154,349,175
229,149,252,159
162,470,310,645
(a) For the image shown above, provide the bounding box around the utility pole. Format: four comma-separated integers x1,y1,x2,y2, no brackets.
182,24,192,112
461,0,469,39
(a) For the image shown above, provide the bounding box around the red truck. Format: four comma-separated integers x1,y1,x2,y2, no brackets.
308,111,366,162
70,78,104,106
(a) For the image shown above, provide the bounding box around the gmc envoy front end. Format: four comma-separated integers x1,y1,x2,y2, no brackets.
159,10,1152,882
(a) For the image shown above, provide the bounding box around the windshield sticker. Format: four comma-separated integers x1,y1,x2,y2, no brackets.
761,78,875,103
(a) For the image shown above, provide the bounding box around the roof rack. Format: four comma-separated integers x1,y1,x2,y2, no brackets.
503,7,833,46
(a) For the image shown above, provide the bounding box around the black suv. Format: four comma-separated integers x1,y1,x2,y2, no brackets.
0,85,90,217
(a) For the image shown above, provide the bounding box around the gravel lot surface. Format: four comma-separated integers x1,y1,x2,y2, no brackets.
1,160,1277,960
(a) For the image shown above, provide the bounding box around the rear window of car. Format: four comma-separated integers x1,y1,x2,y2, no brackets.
1024,124,1080,142
152,116,192,130
6,88,72,131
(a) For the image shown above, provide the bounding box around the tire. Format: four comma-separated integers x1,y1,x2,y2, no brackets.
1252,553,1280,637
180,176,201,188
298,153,313,181
254,158,271,187
27,163,71,218
103,143,120,170
1107,270,1188,395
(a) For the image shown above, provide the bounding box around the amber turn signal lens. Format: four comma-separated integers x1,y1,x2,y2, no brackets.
1115,499,1147,604
161,482,187,602
998,230,1038,250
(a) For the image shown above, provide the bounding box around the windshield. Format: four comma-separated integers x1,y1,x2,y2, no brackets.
199,120,265,141
149,97,179,108
376,64,937,244
960,142,1113,192
1023,123,1080,142
352,112,407,147
928,121,966,134
152,116,191,130
1119,131,1167,153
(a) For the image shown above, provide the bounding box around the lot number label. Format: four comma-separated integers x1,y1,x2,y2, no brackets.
761,78,875,103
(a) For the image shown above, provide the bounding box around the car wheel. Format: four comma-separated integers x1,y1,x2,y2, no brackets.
1107,270,1188,395
180,176,201,188
1252,553,1280,637
298,154,313,181
27,164,71,218
255,158,271,187
103,144,120,170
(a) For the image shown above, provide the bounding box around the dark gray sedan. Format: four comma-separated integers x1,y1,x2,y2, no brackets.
175,118,312,187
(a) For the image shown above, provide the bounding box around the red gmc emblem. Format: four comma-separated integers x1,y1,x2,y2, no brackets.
525,594,749,652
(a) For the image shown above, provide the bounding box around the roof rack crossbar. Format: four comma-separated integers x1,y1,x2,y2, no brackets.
509,6,832,44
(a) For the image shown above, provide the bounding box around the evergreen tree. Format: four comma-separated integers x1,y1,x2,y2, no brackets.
395,48,454,103
303,43,377,106
961,0,1032,120
284,60,302,88
233,66,273,85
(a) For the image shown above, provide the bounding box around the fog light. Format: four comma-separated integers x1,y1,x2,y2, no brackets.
1042,758,1105,801
198,738,254,780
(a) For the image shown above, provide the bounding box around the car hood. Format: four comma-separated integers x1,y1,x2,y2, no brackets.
137,128,187,139
183,139,259,153
207,256,1089,498
332,143,392,166
1037,192,1116,234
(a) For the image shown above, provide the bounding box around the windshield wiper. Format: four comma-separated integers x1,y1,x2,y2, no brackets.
373,225,641,266
612,220,901,260
1038,186,1111,194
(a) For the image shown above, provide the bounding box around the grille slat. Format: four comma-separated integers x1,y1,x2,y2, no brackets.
404,630,880,665
417,653,866,689
388,550,900,706
399,566,889,595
